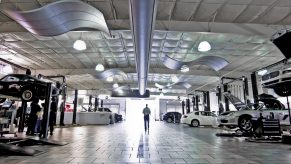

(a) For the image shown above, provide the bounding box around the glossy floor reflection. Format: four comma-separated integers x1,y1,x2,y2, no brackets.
1,121,291,163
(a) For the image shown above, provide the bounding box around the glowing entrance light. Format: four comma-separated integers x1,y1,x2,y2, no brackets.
95,64,105,71
198,41,211,52
73,40,86,51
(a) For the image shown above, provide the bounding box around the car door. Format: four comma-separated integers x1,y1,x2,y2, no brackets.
198,111,209,125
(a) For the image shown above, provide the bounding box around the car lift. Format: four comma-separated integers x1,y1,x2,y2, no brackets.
0,82,68,156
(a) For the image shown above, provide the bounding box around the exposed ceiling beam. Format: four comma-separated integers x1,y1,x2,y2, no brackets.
33,67,251,78
1,20,289,37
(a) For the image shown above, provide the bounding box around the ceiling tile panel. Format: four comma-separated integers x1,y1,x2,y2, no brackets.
172,2,200,21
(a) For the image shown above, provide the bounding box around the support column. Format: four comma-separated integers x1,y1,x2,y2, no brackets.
181,100,185,115
94,97,98,111
217,86,223,114
88,95,92,112
223,84,229,111
40,83,52,139
251,72,259,109
101,100,103,107
205,91,210,111
72,90,78,124
243,76,249,104
195,95,199,111
18,101,27,132
192,96,196,111
186,98,190,113
60,86,66,126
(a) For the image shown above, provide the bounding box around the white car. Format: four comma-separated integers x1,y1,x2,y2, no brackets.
220,108,290,132
217,111,235,127
181,111,217,127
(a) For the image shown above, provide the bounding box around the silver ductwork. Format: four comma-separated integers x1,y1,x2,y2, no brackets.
129,0,157,95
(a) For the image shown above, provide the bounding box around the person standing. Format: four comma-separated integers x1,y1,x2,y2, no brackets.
49,97,57,135
143,104,151,132
26,98,41,135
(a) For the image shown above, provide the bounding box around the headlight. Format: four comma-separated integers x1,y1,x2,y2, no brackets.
227,112,235,116
0,85,3,89
183,115,188,118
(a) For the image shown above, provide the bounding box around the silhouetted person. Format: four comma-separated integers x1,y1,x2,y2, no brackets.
49,97,57,135
143,104,151,132
26,98,41,135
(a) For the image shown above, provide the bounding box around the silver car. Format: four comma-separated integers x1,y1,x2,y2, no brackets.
219,108,290,132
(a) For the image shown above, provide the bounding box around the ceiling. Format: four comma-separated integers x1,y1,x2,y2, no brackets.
0,0,288,96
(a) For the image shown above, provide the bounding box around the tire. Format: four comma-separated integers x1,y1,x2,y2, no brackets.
21,89,34,102
167,117,173,123
238,116,252,132
0,98,6,103
191,119,200,127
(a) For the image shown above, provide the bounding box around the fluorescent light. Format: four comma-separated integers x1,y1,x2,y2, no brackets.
171,75,179,83
258,69,267,76
181,65,189,72
95,64,104,71
106,77,113,82
73,40,86,51
198,41,211,52
113,83,119,88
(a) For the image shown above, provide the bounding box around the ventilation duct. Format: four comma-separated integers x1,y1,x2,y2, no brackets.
129,0,157,95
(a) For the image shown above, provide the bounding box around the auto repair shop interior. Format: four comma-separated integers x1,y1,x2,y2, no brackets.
1,0,291,163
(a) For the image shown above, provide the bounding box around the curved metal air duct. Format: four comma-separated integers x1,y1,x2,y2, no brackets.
129,0,157,95
3,0,110,36
94,68,128,80
163,55,229,71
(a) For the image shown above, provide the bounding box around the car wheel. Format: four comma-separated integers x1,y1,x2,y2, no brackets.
0,98,6,103
238,116,252,132
167,117,173,123
191,119,200,127
21,89,34,101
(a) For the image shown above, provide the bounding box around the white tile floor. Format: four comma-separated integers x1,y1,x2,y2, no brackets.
1,121,291,163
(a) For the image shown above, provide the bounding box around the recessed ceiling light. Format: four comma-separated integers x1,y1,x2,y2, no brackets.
95,64,104,71
73,40,86,51
106,76,113,82
258,69,267,76
181,65,189,72
198,41,211,52
113,83,119,88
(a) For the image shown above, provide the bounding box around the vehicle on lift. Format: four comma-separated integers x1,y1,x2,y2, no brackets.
217,111,235,128
261,67,291,96
181,111,217,127
219,107,290,132
0,74,60,102
162,112,182,123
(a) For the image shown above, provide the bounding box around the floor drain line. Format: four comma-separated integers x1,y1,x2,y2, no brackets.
137,133,144,158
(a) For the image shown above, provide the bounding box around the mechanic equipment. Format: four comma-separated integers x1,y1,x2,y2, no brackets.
220,76,249,112
194,90,210,112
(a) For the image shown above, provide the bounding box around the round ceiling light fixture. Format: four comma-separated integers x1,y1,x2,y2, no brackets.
73,40,86,51
113,83,119,88
181,65,189,73
106,76,113,82
258,69,267,76
95,64,105,71
198,41,211,52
